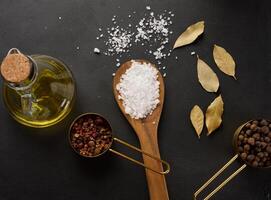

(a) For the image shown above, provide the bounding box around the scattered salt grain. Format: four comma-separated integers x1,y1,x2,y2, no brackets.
94,48,101,54
163,73,167,77
76,46,80,50
105,27,133,54
116,63,120,67
116,60,160,119
153,46,165,59
58,16,62,20
112,73,116,76
96,10,174,66
162,66,166,70
191,51,196,55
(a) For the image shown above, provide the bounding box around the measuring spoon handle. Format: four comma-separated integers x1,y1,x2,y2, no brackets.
109,137,170,174
194,154,247,200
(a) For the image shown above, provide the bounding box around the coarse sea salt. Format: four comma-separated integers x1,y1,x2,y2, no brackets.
116,60,160,119
105,27,133,54
94,48,101,54
96,9,174,65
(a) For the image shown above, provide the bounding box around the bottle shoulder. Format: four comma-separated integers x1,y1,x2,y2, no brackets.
30,55,74,78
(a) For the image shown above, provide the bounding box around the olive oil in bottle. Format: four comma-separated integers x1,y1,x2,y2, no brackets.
1,48,76,128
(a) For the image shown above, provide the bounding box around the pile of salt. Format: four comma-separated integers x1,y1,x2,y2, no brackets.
116,60,160,119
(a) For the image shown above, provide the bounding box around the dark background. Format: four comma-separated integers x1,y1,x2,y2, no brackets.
0,0,270,200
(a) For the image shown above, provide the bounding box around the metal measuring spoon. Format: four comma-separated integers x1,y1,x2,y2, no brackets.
68,113,170,174
194,119,271,200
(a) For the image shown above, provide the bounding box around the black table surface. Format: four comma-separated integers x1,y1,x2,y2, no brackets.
0,0,270,200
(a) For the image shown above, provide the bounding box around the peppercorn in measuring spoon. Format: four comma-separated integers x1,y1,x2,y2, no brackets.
194,119,271,200
69,113,170,174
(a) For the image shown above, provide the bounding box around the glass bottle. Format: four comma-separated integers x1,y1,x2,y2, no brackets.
1,48,76,128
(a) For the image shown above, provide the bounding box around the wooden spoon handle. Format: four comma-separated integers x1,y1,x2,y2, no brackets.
139,133,169,200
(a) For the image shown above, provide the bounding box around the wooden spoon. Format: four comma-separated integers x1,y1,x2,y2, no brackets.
113,59,169,200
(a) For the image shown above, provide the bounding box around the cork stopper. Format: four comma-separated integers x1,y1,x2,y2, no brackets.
0,49,31,83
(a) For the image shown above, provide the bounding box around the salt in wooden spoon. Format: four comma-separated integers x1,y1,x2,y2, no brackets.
113,59,169,200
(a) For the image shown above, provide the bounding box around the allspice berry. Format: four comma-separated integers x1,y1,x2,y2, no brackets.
237,119,271,168
247,138,255,146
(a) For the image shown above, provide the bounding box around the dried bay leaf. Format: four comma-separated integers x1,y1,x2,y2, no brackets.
205,95,224,135
213,44,236,79
190,105,204,138
173,21,205,49
197,56,220,92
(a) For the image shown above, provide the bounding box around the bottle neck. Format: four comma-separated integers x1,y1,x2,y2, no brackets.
6,56,38,91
